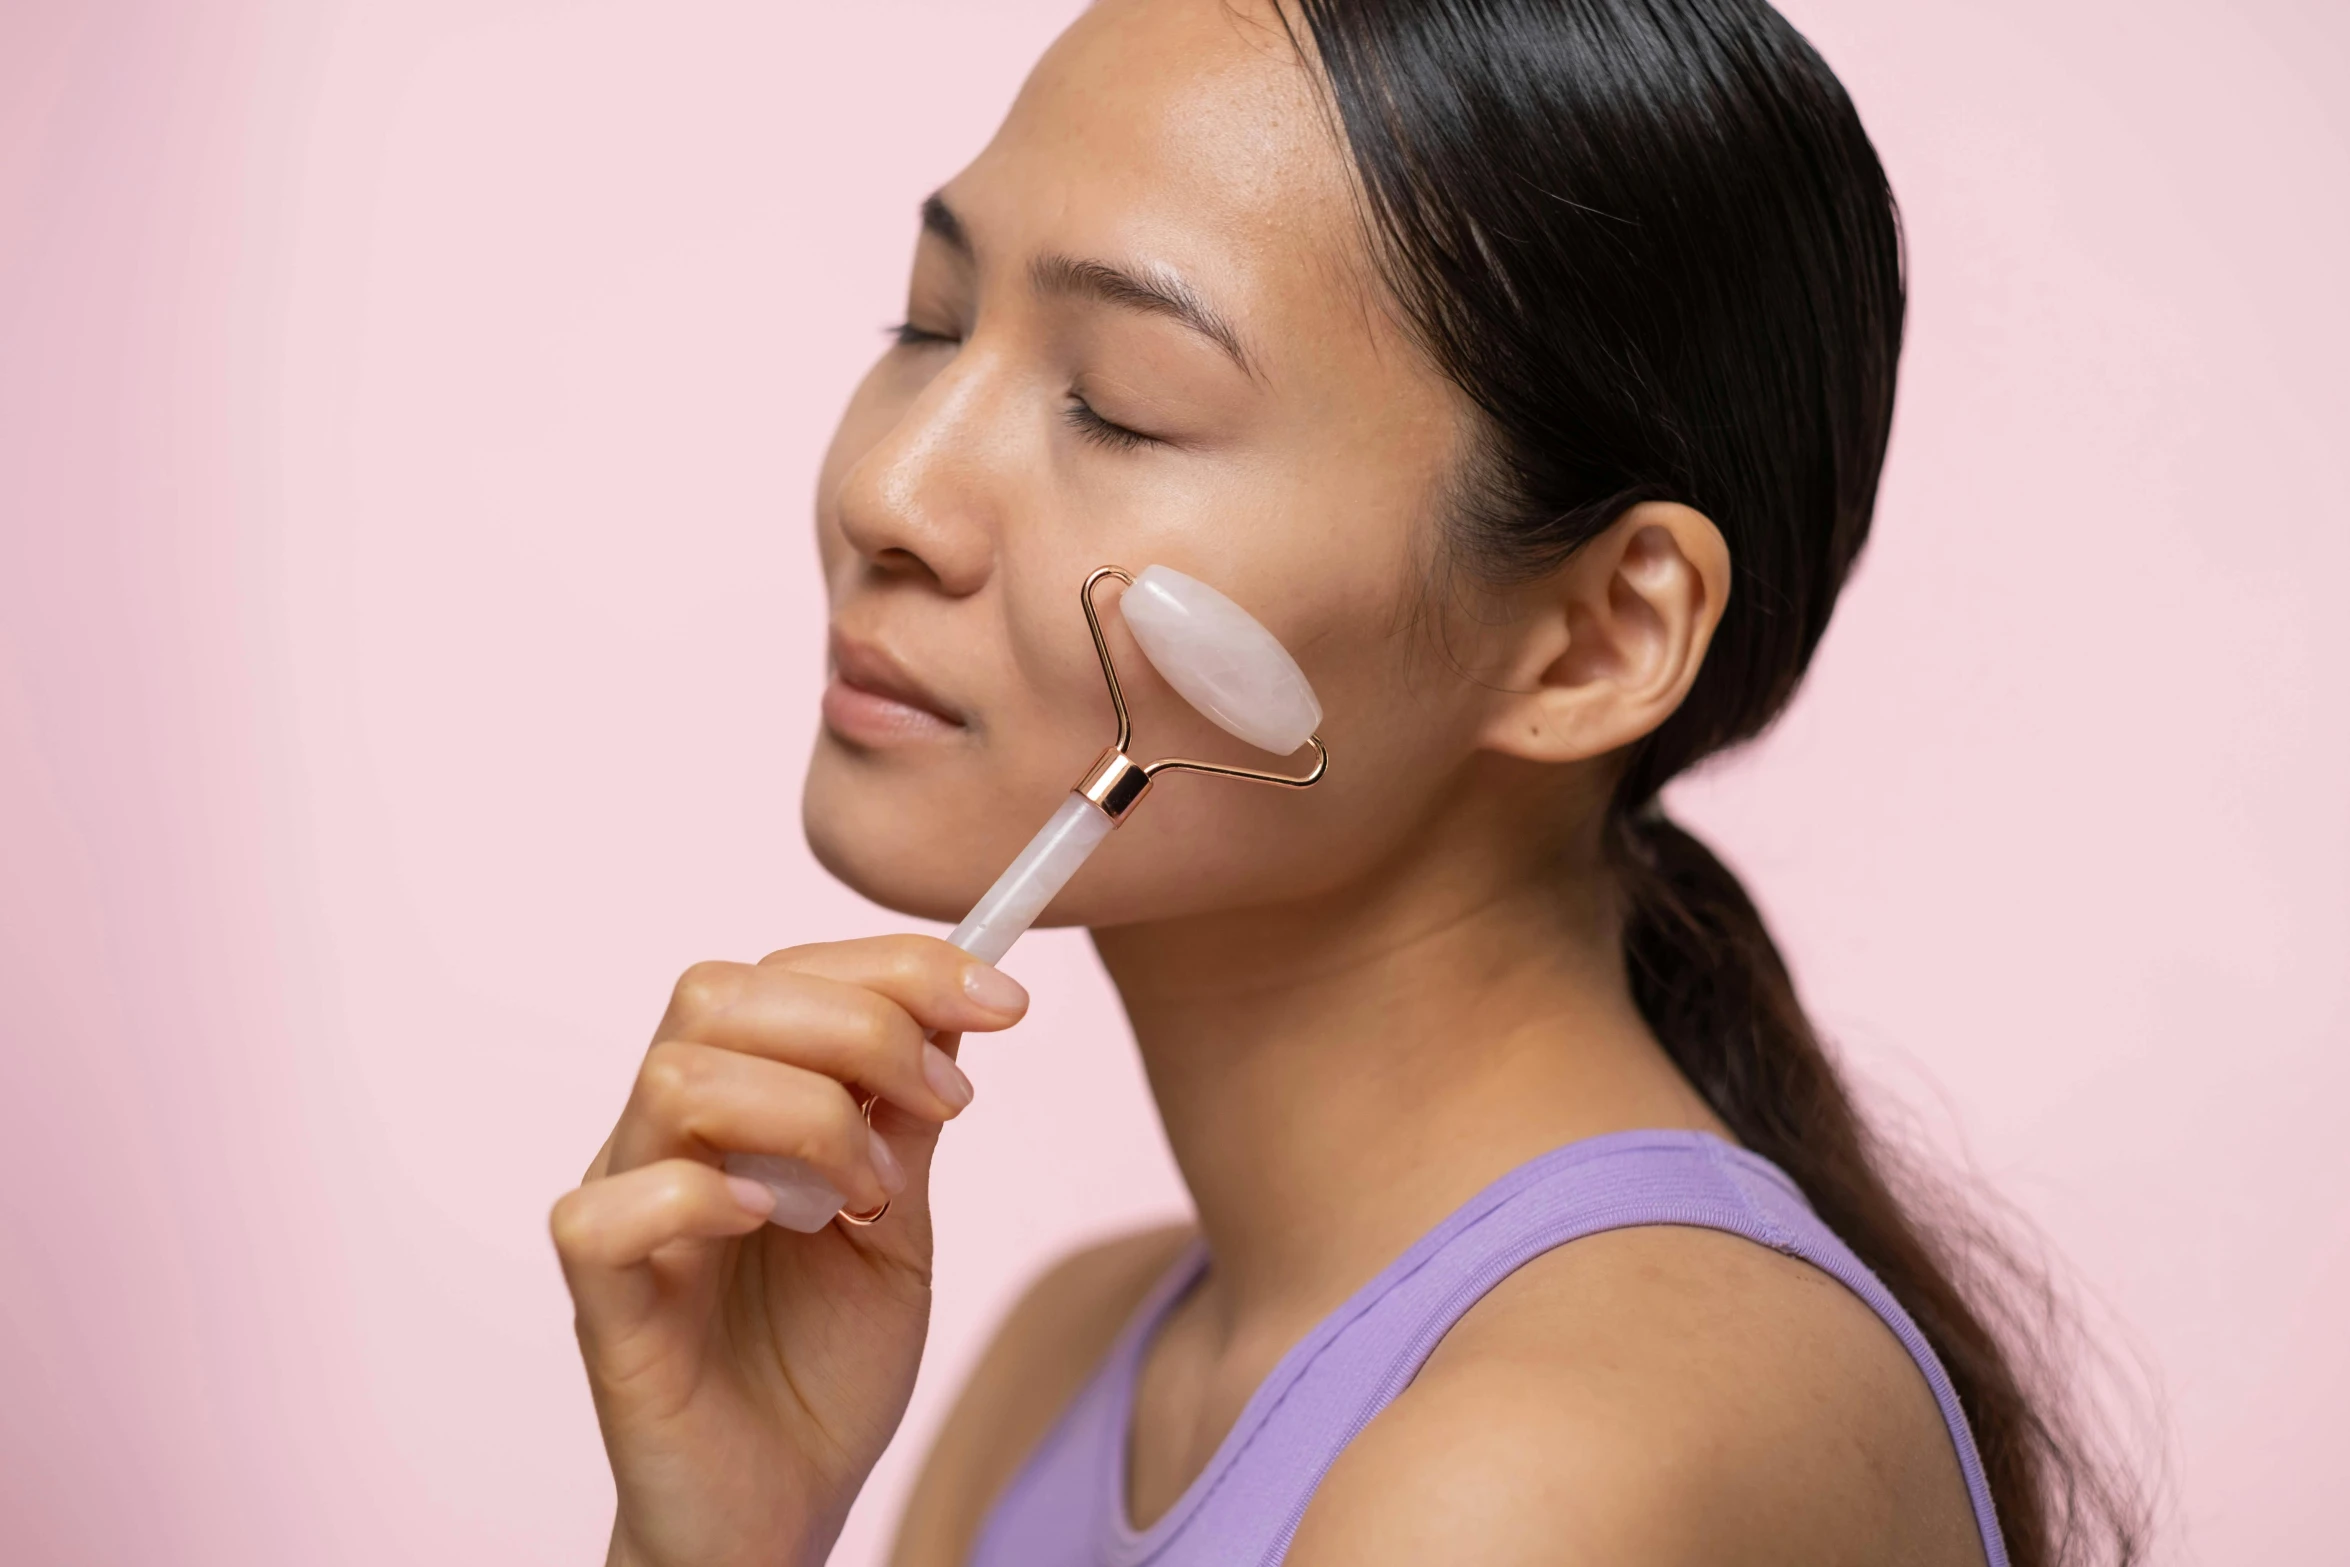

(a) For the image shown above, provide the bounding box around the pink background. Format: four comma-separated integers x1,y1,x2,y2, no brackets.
2,1,2343,1561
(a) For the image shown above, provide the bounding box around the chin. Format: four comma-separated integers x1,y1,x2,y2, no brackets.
802,833,969,927
799,729,1341,939
800,741,1012,925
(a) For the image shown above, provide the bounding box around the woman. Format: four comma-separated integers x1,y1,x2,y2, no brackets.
551,1,2135,1563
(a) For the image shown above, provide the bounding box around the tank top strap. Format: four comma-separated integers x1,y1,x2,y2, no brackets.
968,1129,2009,1567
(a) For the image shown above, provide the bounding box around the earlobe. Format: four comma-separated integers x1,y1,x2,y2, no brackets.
1473,501,1731,766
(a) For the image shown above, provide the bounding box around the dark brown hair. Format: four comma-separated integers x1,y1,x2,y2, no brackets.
1282,1,2145,1560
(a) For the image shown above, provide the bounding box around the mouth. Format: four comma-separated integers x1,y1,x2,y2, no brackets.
822,629,968,745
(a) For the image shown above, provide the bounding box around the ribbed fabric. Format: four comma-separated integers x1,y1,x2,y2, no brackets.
967,1129,2007,1567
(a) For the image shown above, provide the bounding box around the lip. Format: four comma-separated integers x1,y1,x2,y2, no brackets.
822,629,968,745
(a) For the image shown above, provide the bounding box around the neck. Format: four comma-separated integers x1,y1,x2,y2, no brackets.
1089,793,1723,1346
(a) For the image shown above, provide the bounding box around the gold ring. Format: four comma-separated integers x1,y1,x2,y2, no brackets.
838,1093,890,1228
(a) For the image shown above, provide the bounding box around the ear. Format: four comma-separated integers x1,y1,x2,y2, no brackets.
1472,501,1731,765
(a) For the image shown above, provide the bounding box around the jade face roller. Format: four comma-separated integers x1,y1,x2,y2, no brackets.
730,565,1329,1230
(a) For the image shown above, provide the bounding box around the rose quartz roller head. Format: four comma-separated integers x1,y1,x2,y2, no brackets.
731,565,1328,1230
944,565,1327,964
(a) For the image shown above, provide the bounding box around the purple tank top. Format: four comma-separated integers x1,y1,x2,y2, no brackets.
967,1129,2007,1567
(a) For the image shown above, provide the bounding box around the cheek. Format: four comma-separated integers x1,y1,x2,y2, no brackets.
1042,625,1487,926
796,337,1478,929
798,547,1147,926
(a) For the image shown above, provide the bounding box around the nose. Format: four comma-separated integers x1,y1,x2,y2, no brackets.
831,351,1004,598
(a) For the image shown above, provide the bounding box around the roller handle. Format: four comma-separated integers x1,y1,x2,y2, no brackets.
725,793,1113,1229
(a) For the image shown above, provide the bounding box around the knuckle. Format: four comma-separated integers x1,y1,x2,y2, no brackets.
668,960,739,1026
883,1010,925,1067
843,993,900,1052
636,1040,707,1121
897,934,962,984
854,1003,922,1073
548,1190,593,1256
645,1165,698,1223
883,941,935,987
795,1087,867,1168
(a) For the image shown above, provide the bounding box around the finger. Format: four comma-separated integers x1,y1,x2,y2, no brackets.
657,963,975,1123
550,1158,775,1329
610,1040,898,1211
755,935,1029,1034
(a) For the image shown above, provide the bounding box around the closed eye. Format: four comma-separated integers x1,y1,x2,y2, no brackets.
1063,393,1159,452
888,320,959,348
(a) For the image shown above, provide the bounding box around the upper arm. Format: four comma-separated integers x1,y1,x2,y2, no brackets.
1285,1226,1987,1567
888,1223,1195,1567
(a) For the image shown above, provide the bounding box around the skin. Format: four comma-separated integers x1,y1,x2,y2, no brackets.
551,2,1987,1564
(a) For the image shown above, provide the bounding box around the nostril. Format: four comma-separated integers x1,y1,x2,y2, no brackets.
873,547,932,579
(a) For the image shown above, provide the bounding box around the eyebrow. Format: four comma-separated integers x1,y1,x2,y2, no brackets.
1030,253,1258,380
920,191,1259,380
919,193,971,258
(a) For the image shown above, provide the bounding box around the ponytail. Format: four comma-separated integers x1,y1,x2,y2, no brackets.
1284,1,2149,1557
1611,805,2132,1567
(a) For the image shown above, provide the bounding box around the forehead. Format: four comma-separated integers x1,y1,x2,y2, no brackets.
945,0,1367,338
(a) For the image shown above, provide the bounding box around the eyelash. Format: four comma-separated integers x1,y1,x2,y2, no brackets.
1062,394,1157,452
1066,399,1156,453
887,323,1159,452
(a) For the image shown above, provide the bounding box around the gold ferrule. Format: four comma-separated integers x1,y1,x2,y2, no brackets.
1076,746,1154,823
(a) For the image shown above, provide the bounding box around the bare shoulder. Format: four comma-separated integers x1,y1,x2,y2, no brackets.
888,1221,1197,1567
1288,1224,1987,1567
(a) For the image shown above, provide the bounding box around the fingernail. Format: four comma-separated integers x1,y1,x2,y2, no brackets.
923,1042,975,1111
868,1127,907,1196
962,963,1028,1013
725,1174,778,1218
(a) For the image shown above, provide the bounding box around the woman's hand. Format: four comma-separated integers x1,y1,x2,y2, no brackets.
551,935,1030,1567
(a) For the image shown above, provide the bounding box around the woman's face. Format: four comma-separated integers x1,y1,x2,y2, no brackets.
805,0,1516,931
